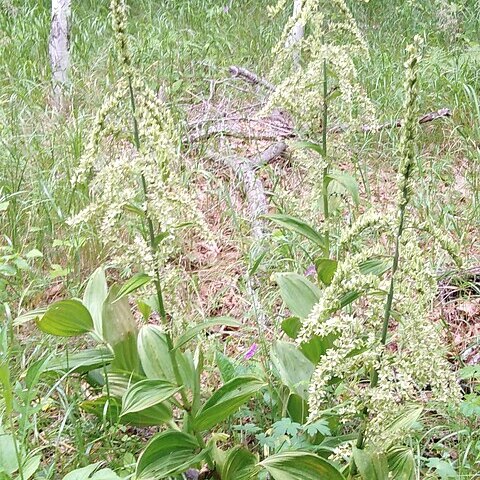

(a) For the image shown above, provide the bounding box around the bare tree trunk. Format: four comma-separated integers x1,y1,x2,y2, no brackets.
285,0,304,69
49,0,72,110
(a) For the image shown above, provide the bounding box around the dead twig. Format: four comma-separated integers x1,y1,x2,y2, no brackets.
329,108,452,133
229,65,276,92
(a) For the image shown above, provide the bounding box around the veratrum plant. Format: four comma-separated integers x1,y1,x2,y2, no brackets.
270,38,463,480
266,0,375,132
265,0,374,246
69,0,209,297
27,266,346,480
25,2,348,478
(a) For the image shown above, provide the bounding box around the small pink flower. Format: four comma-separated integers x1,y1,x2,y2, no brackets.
244,343,258,360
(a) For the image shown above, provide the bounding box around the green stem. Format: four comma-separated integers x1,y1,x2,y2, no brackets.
127,76,191,413
349,195,409,479
322,57,330,257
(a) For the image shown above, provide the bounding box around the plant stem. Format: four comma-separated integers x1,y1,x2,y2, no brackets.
127,76,192,414
127,76,167,323
349,167,412,479
321,56,330,257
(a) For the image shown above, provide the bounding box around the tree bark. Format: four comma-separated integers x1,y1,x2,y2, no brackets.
49,0,72,109
285,0,304,69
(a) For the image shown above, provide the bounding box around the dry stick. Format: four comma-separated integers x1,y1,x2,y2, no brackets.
186,109,451,144
329,107,452,133
187,127,292,144
229,65,276,92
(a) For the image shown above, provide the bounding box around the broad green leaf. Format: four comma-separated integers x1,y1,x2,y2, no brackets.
113,273,151,303
136,430,204,479
286,393,308,423
25,249,43,259
426,459,457,479
300,334,335,364
281,318,334,363
0,434,18,474
352,447,389,480
36,300,93,337
275,273,320,319
265,214,327,250
259,451,345,480
81,395,172,426
137,300,152,321
91,469,121,480
388,447,415,480
137,325,175,381
194,376,265,431
281,317,302,339
19,453,42,480
45,348,113,374
222,446,259,480
216,350,236,383
326,172,360,206
177,348,198,396
63,463,100,480
359,259,390,276
62,463,120,480
382,405,422,449
174,317,240,350
102,288,139,373
25,355,52,388
271,341,314,400
315,258,338,286
83,267,108,338
121,379,181,416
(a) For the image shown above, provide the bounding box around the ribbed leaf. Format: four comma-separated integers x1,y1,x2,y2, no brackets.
388,447,416,480
81,395,172,427
174,317,240,350
266,214,327,250
46,348,113,374
271,341,314,400
222,446,259,480
83,267,108,338
260,451,345,480
275,273,320,319
121,379,180,416
136,430,205,479
353,447,389,480
114,273,151,303
326,172,360,206
137,325,174,381
102,288,139,373
194,376,265,431
36,300,93,337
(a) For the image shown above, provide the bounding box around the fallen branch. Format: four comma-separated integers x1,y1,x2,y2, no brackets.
187,126,291,144
186,108,451,144
251,141,287,168
229,65,276,92
329,108,452,133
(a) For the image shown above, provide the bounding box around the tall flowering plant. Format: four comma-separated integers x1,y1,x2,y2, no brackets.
270,36,462,479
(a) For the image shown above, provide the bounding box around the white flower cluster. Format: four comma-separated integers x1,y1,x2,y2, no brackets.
305,221,461,448
266,0,375,132
69,0,209,285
